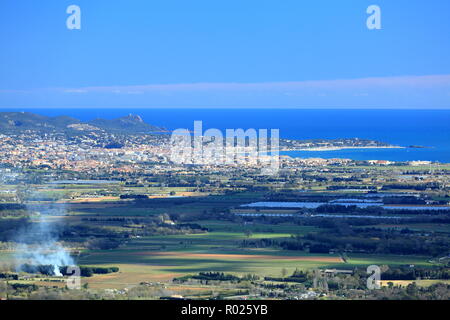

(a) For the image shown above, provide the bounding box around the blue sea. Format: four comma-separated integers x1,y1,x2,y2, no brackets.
3,108,450,163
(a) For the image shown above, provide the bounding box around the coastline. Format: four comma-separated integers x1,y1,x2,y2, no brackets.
280,146,405,152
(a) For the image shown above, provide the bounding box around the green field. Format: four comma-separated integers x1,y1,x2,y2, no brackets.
1,189,448,294
68,225,434,289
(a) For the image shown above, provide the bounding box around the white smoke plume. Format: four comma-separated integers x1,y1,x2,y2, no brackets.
10,175,74,276
14,205,74,276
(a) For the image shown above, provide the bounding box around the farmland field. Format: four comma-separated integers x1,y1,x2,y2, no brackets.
2,182,450,299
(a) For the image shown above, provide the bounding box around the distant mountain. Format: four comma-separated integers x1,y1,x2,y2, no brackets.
0,112,80,131
89,114,161,133
0,112,163,134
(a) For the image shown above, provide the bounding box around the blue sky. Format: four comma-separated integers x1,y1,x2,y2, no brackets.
0,0,449,108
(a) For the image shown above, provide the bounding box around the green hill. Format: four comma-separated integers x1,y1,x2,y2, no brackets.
0,112,163,134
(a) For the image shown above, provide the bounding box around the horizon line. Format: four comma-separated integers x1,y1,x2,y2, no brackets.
2,106,450,110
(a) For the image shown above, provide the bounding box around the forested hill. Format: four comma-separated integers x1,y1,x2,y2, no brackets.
0,112,164,134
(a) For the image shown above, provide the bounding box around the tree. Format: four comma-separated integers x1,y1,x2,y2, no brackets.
406,283,418,297
0,280,7,299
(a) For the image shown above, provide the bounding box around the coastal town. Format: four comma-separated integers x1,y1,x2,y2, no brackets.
1,0,449,308
0,112,435,183
1,111,449,301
